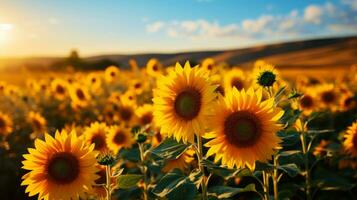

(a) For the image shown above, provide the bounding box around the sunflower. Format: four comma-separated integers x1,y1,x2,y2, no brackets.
162,149,195,172
69,84,91,108
252,63,278,88
121,90,137,105
86,72,102,92
153,62,217,143
106,125,134,154
135,104,154,126
105,65,120,83
27,111,47,135
0,112,13,137
204,88,284,169
21,130,99,200
315,84,339,111
130,79,147,95
339,92,356,111
146,58,162,77
343,121,357,157
117,99,137,126
201,58,215,72
224,68,248,91
84,122,109,152
51,78,68,100
292,90,317,116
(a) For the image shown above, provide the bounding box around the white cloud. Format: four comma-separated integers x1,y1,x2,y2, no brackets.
304,5,323,24
145,1,357,40
146,21,165,33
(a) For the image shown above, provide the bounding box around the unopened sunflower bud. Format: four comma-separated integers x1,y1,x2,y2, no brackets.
97,153,115,166
257,71,276,87
135,133,147,143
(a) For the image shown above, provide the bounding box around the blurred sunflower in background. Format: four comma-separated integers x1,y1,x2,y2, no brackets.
27,111,47,138
86,72,102,92
339,91,356,111
51,78,68,100
105,65,120,83
146,58,162,77
0,112,13,137
343,121,357,157
162,148,195,172
69,83,91,108
84,122,109,152
292,90,317,116
204,88,284,169
106,125,134,154
224,68,248,91
117,99,137,126
153,62,217,143
315,83,339,111
135,104,154,127
201,58,216,73
21,130,99,199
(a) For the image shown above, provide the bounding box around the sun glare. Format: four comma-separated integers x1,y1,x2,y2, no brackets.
0,24,13,44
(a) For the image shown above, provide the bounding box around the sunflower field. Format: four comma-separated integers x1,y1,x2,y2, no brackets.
0,58,357,200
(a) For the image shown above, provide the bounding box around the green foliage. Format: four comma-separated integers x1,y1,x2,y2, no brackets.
208,184,258,199
153,170,200,200
117,174,144,189
151,138,191,160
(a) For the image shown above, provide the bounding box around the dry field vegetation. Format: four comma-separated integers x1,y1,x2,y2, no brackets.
0,39,356,200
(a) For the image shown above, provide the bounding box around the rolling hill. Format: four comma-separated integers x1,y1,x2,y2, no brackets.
0,36,356,71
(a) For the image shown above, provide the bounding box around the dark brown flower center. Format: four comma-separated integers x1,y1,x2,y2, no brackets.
56,85,65,94
110,71,116,77
321,91,335,104
91,78,97,83
113,131,126,145
231,78,244,90
33,119,43,130
91,134,106,150
134,83,142,89
174,88,201,120
141,113,153,125
300,95,313,108
224,111,262,147
120,107,133,121
47,152,79,184
0,117,5,129
152,65,158,71
207,64,213,70
76,89,85,100
344,97,354,107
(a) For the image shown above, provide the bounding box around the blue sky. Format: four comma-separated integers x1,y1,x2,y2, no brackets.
0,0,356,57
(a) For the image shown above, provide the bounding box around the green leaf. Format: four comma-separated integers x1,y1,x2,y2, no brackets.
117,174,143,189
278,164,300,177
201,159,235,179
153,170,197,199
277,150,301,157
167,181,196,200
208,184,257,199
151,138,191,160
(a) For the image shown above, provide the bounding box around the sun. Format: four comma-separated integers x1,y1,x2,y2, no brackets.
0,24,13,44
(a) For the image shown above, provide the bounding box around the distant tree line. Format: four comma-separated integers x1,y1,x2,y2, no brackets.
50,50,120,71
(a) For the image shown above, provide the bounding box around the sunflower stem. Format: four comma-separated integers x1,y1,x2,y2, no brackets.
299,131,312,200
105,165,111,200
196,135,208,200
138,143,148,200
273,154,279,200
262,171,270,200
